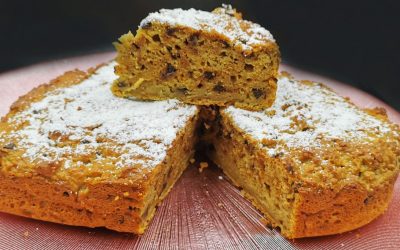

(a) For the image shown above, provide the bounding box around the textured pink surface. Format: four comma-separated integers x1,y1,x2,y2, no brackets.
0,52,399,249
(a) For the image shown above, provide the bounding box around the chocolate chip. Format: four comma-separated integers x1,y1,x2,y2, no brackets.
252,88,265,99
118,216,125,224
244,64,254,71
152,34,160,42
32,110,40,114
63,191,70,197
3,143,15,150
117,81,127,88
131,43,139,49
286,164,294,174
187,34,199,46
204,71,215,80
273,152,284,158
220,40,230,48
81,139,90,144
364,197,369,205
141,22,152,29
213,83,226,93
166,27,177,36
165,63,176,76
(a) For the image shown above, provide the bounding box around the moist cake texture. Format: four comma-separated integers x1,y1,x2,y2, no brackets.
0,62,199,234
207,73,400,238
112,5,280,111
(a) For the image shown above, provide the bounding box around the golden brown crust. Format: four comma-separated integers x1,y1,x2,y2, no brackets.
291,178,396,238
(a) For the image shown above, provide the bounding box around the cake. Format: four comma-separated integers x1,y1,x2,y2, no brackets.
0,62,199,234
205,73,400,238
112,5,280,111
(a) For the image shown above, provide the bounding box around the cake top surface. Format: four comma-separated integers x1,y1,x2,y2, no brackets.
0,62,197,173
224,75,398,157
139,5,275,50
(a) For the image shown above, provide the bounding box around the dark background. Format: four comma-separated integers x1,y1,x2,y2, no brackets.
1,0,399,110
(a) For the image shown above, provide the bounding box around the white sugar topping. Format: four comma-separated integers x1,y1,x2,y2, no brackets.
225,76,395,156
139,5,275,50
7,62,197,169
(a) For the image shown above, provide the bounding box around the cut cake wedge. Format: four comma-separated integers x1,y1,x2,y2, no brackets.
0,62,199,234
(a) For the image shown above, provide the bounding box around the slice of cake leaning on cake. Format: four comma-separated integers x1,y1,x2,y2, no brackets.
112,5,280,111
0,62,199,234
206,73,400,238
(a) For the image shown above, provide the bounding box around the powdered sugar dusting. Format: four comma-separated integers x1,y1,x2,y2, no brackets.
5,62,197,169
225,76,395,156
139,5,275,50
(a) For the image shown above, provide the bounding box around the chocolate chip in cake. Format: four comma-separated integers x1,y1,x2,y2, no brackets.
152,34,161,42
81,139,91,144
204,71,215,80
117,81,127,88
118,216,125,224
187,34,199,46
131,43,139,49
141,22,152,29
32,110,40,114
286,164,294,174
220,40,230,48
213,83,226,93
166,27,177,36
63,191,70,197
252,88,265,99
3,143,15,150
245,64,254,71
165,63,176,76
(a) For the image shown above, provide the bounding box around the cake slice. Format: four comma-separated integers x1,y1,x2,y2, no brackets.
206,73,400,238
0,62,199,234
112,5,280,111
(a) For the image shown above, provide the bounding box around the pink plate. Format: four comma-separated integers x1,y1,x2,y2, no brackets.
0,52,399,249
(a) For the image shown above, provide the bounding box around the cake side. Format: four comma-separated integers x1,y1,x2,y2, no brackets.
112,5,279,111
0,62,199,233
207,75,400,238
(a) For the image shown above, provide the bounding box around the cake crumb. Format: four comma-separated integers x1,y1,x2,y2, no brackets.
218,175,223,180
199,162,209,173
217,202,223,208
189,158,195,164
123,192,130,197
23,231,29,237
356,233,361,238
